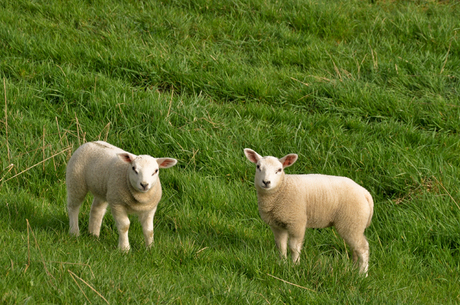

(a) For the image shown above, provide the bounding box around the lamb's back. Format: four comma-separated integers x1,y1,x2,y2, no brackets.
67,141,128,198
284,174,369,228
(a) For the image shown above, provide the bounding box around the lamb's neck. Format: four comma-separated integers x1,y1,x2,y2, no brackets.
256,176,288,212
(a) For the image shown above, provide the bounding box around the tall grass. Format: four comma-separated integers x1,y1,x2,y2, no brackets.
1,0,460,303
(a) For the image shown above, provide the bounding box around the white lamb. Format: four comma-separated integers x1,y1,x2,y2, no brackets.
66,141,177,251
244,148,374,275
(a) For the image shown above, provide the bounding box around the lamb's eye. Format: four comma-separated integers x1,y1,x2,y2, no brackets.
132,167,138,174
276,168,282,173
256,165,260,170
152,169,159,176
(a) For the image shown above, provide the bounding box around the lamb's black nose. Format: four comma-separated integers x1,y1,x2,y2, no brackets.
140,182,149,190
262,180,271,187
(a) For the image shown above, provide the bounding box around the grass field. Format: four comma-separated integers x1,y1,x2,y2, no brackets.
1,0,460,303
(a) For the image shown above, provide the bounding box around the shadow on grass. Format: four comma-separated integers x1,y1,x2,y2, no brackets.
0,194,71,235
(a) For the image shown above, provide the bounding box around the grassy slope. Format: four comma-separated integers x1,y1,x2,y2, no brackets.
1,0,460,303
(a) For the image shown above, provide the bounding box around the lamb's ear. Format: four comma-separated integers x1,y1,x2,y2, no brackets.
279,154,298,168
117,153,136,164
244,148,261,164
157,158,177,168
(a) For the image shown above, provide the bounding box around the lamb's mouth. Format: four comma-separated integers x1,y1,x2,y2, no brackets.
259,184,272,190
138,186,151,192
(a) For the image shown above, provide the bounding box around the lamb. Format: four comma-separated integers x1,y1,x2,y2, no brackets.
244,148,374,275
66,141,177,251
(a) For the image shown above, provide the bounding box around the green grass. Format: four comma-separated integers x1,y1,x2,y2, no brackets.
1,0,460,303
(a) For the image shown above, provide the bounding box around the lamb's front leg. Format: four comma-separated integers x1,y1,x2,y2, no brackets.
271,226,289,260
138,207,157,248
288,229,305,264
111,207,131,251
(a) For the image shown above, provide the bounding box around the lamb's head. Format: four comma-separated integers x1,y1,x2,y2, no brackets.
244,148,298,192
118,153,177,193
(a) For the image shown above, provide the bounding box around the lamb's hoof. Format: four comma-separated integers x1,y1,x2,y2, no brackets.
118,246,130,253
69,230,80,237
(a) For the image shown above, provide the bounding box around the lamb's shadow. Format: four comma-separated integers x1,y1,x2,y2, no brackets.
1,196,128,249
1,196,76,235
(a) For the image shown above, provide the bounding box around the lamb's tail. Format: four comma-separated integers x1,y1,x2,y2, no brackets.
364,191,374,228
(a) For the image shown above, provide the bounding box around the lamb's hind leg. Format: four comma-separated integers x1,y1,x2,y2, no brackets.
67,189,88,236
341,230,369,276
354,236,369,275
88,197,109,237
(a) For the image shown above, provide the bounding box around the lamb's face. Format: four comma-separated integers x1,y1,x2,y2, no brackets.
128,155,160,193
244,148,298,193
254,157,285,191
118,153,178,193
